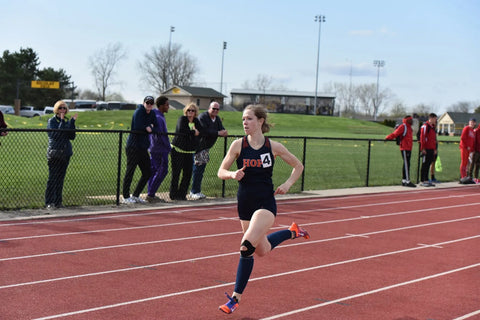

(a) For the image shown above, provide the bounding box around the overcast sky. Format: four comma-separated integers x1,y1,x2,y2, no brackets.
1,0,478,114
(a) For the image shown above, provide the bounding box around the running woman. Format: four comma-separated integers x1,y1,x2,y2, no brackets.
217,104,309,314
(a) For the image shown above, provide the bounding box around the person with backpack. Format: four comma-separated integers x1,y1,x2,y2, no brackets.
386,115,416,187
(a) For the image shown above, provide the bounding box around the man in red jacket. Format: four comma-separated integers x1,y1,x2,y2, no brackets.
386,115,416,187
419,113,437,187
459,118,476,180
468,123,480,183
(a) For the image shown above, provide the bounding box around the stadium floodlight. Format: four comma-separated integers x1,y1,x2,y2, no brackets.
314,15,325,116
220,41,227,94
373,60,385,121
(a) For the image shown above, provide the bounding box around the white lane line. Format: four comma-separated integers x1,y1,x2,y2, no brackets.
260,262,480,320
345,233,370,238
453,310,480,320
31,237,480,320
2,197,479,243
0,190,475,228
2,223,478,290
417,243,443,249
1,214,478,262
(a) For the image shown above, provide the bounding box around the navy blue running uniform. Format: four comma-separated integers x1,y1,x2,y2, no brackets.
236,136,276,220
217,104,308,314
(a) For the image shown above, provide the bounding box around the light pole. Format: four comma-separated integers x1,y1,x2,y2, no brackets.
373,59,385,121
167,26,175,89
220,41,227,94
169,26,175,52
314,15,325,116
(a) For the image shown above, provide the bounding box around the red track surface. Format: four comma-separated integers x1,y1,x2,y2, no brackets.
1,186,479,319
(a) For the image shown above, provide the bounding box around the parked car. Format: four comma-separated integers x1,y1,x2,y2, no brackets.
44,106,54,115
20,106,44,117
96,101,137,111
0,105,14,115
63,99,96,111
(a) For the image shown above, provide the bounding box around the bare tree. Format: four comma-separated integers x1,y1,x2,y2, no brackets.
449,101,472,113
138,43,198,93
411,103,431,117
389,101,407,118
89,43,127,101
324,82,359,117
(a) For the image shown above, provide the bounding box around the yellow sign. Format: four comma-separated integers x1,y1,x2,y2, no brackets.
31,81,60,89
172,87,181,94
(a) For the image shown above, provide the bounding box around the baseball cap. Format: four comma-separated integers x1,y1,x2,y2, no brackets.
470,118,476,122
144,96,154,103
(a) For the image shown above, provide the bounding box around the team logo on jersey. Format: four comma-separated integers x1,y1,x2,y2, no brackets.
243,153,273,168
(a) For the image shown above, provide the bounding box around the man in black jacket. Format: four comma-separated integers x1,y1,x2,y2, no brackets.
190,101,228,200
122,96,159,204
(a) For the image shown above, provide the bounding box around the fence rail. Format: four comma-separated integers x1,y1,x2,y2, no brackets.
0,128,461,210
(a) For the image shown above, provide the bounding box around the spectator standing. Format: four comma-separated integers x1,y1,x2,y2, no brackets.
385,115,416,187
190,101,228,200
169,103,203,201
0,110,7,141
459,118,476,180
45,100,78,209
146,96,171,203
122,96,159,204
468,123,480,183
419,113,438,187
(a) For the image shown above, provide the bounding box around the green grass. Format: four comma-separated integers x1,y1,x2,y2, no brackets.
3,109,396,138
0,110,462,210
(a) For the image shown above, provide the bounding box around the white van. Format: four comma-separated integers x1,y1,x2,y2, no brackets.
44,106,54,115
0,105,14,115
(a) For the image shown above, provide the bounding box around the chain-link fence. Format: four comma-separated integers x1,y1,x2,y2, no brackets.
0,128,461,210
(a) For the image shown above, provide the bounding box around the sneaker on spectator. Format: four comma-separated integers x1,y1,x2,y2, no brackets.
197,192,206,199
189,192,201,200
122,197,136,204
404,181,416,188
132,196,146,204
146,195,165,203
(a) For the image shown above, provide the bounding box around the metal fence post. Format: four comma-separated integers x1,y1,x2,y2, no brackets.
301,137,307,191
366,139,372,187
221,135,228,198
115,131,124,205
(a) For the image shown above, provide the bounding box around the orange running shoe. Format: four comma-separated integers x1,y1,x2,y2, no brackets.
289,222,310,239
219,292,239,314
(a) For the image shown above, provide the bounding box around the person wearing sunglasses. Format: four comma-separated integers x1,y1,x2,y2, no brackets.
0,109,7,141
122,96,159,204
45,100,78,209
169,103,204,201
190,101,228,200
